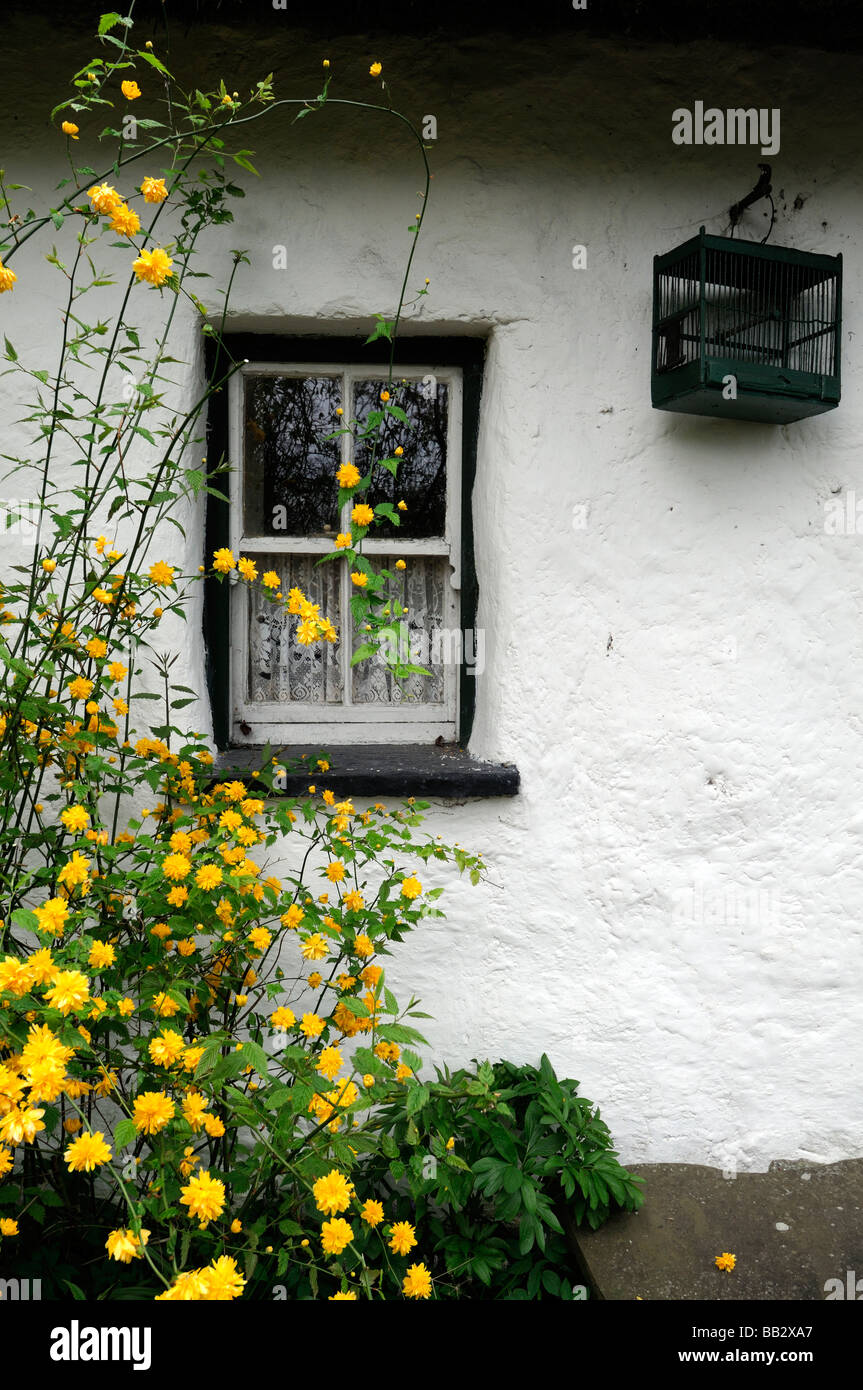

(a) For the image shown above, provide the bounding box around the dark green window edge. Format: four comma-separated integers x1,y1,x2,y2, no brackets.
202,332,517,795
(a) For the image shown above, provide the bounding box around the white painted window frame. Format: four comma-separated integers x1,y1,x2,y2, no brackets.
227,361,462,745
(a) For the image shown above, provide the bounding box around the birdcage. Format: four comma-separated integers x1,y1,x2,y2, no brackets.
652,227,842,423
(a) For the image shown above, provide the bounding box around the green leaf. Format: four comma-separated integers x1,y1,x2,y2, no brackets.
98,12,128,35
350,642,378,668
406,1083,429,1116
241,1040,270,1077
4,337,17,361
113,1118,137,1152
11,908,38,932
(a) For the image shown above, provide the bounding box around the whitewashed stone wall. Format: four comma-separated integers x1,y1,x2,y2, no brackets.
3,17,863,1167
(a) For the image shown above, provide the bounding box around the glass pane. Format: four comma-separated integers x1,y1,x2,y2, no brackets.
352,378,448,538
247,555,343,705
351,556,447,705
243,375,342,536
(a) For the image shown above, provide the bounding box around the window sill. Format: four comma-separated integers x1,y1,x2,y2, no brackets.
212,743,520,798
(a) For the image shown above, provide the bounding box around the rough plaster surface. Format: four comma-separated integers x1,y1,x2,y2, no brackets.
2,20,862,1167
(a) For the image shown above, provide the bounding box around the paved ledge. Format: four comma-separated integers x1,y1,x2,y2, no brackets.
212,744,520,799
567,1160,863,1301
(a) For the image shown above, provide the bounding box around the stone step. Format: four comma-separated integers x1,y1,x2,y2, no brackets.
566,1159,863,1300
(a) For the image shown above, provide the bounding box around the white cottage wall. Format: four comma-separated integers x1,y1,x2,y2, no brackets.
2,16,862,1168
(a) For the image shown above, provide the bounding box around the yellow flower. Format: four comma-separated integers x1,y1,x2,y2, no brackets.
149,1029,185,1067
343,889,364,912
42,557,57,572
446,1136,455,1150
281,904,305,930
106,1228,150,1263
350,572,368,589
140,176,168,203
301,933,329,962
230,1219,242,1234
313,1169,353,1215
88,940,116,970
395,559,407,570
321,1217,353,1256
0,1218,19,1236
401,875,422,900
270,1006,295,1030
33,898,68,937
397,500,407,511
0,259,16,294
369,62,382,76
316,1046,344,1081
162,852,191,881
336,463,360,489
61,121,79,139
248,926,271,952
149,561,175,586
58,852,91,891
380,389,390,402
61,805,89,834
205,1255,245,1300
117,997,135,1017
68,676,94,701
109,202,141,237
715,1252,736,1272
133,1091,175,1134
65,1130,112,1172
300,1012,324,1039
402,1262,432,1298
195,863,223,891
238,556,258,581
361,1199,384,1227
121,80,142,100
87,183,122,215
44,970,90,1016
213,547,236,574
132,247,173,286
334,532,352,550
351,503,374,528
262,570,280,589
182,1092,210,1131
180,1170,226,1227
153,991,182,1018
388,1220,417,1256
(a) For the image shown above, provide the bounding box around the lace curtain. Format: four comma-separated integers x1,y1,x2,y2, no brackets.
247,555,446,707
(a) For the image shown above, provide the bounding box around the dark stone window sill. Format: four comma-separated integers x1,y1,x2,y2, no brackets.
212,744,520,799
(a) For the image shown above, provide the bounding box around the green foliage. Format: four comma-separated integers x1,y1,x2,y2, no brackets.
357,1055,645,1299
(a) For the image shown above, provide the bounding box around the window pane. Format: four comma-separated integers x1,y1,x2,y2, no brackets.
352,379,448,538
247,555,342,704
243,375,342,536
351,556,448,705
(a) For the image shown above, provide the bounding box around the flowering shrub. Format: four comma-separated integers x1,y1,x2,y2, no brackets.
0,10,487,1300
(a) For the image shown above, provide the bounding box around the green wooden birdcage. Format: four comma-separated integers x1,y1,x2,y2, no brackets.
652,227,842,423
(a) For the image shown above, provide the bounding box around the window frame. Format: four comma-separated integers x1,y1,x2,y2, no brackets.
203,335,485,753
227,360,462,744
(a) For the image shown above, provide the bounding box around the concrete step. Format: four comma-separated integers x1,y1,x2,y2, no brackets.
567,1159,863,1300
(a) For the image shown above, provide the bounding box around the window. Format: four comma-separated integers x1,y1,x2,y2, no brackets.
220,353,467,746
